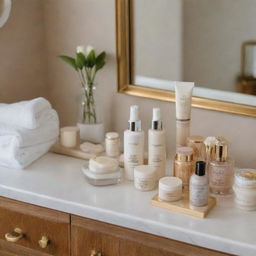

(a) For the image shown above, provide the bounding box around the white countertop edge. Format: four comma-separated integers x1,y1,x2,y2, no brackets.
1,184,255,256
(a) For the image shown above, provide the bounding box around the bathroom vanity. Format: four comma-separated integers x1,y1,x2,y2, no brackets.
0,153,255,256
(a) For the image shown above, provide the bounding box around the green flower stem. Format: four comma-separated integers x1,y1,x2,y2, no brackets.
77,67,97,124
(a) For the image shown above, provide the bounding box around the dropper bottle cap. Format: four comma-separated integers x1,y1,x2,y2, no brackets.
128,105,141,131
151,108,163,130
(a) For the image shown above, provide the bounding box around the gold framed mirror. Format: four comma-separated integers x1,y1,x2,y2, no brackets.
116,0,256,117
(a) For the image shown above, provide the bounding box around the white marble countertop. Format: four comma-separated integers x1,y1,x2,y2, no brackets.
0,153,255,256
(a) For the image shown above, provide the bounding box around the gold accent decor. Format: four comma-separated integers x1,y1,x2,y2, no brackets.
38,235,49,249
116,0,256,118
151,193,216,219
5,228,23,243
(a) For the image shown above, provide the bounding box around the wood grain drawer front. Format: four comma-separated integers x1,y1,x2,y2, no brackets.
71,217,119,256
71,216,231,256
0,197,70,256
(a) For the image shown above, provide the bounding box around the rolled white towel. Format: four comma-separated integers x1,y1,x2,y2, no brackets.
0,97,52,129
0,109,59,148
0,138,57,169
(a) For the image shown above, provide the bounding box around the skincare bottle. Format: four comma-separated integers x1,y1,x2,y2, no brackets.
175,82,194,147
174,146,194,189
124,105,145,180
208,137,234,195
190,161,208,207
148,108,166,180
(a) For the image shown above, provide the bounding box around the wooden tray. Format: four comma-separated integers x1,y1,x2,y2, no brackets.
50,142,98,160
151,192,216,218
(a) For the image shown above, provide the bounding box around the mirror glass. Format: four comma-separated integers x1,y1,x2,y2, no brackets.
0,0,11,27
131,0,256,106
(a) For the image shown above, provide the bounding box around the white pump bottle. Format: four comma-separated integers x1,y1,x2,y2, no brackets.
124,105,145,180
148,108,166,180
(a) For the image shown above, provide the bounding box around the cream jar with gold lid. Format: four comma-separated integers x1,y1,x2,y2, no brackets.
233,169,256,211
174,147,194,188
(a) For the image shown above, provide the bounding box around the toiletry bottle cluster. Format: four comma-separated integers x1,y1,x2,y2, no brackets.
124,105,166,184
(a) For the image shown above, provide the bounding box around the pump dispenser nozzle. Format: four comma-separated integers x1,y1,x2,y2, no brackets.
129,105,141,131
152,108,163,130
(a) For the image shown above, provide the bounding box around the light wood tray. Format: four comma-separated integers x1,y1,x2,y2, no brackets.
151,192,216,218
50,142,98,160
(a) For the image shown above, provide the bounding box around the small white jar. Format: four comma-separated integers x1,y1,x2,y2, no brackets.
105,132,120,157
233,169,256,211
134,165,156,191
159,177,182,202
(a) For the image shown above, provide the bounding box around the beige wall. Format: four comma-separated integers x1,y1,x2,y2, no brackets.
184,0,256,91
133,0,183,81
0,0,47,102
0,0,255,168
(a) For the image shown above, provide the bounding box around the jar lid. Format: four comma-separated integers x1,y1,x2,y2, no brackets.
106,132,119,140
175,147,193,162
82,166,121,180
134,165,155,178
60,126,79,133
159,177,182,191
235,169,256,187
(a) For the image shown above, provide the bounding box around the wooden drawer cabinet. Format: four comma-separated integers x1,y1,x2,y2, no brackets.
71,216,229,256
0,197,231,256
0,197,70,256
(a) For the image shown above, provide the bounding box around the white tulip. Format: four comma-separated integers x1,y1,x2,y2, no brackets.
86,45,94,56
76,45,85,54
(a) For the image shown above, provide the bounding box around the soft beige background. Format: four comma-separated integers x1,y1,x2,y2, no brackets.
0,0,47,102
0,0,255,167
133,0,183,81
133,0,256,92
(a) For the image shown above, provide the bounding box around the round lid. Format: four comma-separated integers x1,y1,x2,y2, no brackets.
106,132,119,140
159,177,182,191
195,161,206,176
235,169,256,187
175,147,193,162
60,126,79,132
134,165,155,178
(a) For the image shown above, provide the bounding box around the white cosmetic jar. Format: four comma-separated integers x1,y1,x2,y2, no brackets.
134,165,156,191
89,156,119,174
159,177,182,202
233,169,256,211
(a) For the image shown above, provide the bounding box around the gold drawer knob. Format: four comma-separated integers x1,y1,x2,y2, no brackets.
38,235,49,249
5,228,23,243
90,250,102,256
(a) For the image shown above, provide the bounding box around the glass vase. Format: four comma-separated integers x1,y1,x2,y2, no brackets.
79,86,97,124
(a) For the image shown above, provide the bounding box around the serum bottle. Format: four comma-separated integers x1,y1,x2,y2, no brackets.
148,108,166,180
124,105,144,180
209,137,234,195
190,161,208,207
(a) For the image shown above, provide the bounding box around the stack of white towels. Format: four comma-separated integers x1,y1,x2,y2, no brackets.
0,97,59,169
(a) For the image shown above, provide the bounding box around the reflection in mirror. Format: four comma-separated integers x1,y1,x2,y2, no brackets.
0,0,11,27
131,0,256,106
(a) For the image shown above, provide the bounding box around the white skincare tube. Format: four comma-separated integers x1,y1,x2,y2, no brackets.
175,82,194,120
175,82,194,146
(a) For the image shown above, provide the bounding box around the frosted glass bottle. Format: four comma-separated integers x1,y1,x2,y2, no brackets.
124,105,144,181
209,137,234,195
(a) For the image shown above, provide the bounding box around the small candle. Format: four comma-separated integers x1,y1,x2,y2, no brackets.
60,126,79,148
